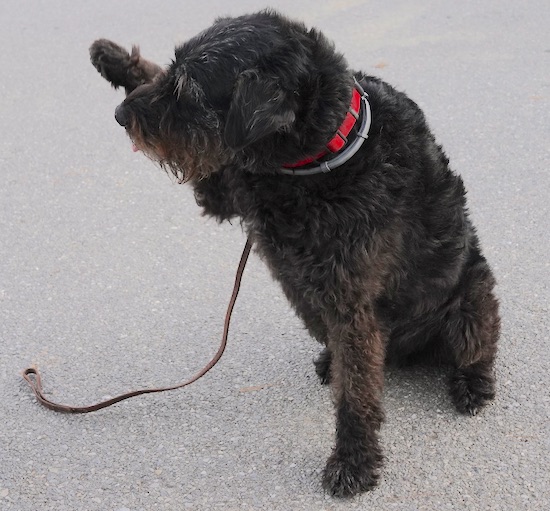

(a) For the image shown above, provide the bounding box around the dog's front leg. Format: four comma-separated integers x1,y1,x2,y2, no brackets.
322,309,385,497
90,40,163,95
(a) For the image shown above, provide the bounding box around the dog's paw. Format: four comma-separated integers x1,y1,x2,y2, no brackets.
314,348,331,385
90,40,162,94
450,368,495,416
322,453,380,497
89,39,134,88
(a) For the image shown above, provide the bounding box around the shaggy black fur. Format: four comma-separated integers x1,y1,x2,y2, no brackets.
90,10,500,497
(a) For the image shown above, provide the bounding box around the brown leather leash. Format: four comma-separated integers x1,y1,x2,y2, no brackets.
22,238,252,413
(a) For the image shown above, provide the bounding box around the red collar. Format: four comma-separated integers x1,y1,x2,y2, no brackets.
283,87,362,169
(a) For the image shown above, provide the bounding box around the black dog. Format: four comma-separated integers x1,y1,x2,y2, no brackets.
90,10,499,497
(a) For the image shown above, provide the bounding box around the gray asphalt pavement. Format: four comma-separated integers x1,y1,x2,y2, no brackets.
1,1,549,510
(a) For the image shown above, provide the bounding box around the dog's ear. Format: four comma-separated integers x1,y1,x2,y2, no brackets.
224,71,296,150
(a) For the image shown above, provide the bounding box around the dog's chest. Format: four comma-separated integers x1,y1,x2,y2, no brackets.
233,175,373,272
236,176,335,243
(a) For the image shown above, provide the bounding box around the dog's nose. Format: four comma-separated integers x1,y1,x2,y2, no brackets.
115,104,128,127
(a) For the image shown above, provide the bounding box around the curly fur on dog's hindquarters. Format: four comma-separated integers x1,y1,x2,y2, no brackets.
89,9,500,497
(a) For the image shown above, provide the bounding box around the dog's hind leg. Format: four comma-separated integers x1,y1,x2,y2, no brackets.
275,293,332,384
443,257,500,415
297,310,332,385
322,310,385,497
89,40,162,94
314,347,332,385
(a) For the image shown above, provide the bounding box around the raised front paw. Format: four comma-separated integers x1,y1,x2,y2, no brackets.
322,452,380,497
89,39,134,88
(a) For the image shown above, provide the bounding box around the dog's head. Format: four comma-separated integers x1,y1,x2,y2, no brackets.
113,70,232,182
106,10,352,182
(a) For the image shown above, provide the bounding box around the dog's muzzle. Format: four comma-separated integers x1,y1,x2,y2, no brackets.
115,104,128,127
